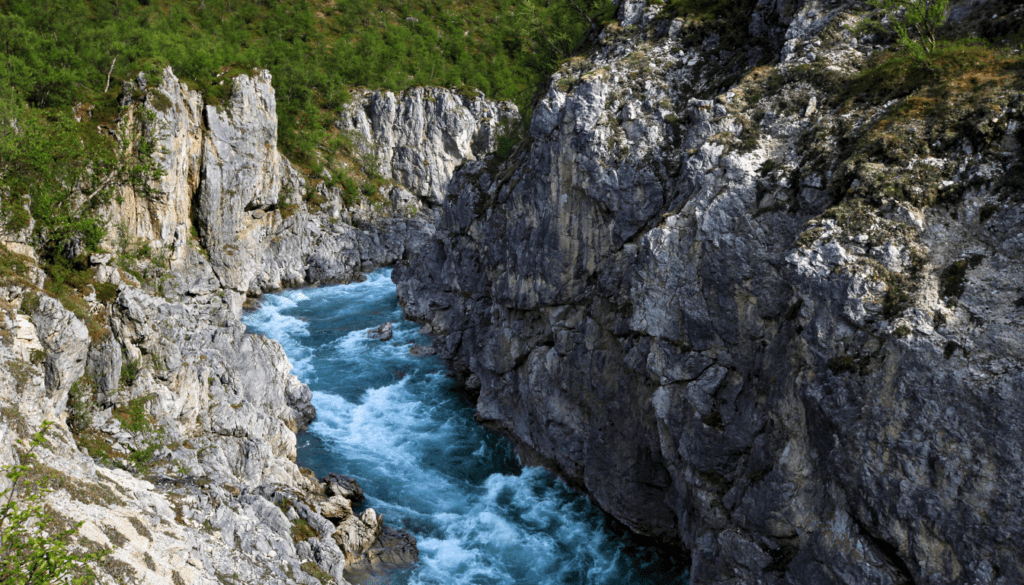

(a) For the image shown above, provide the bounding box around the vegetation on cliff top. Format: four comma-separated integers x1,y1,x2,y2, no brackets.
0,0,612,272
0,0,613,165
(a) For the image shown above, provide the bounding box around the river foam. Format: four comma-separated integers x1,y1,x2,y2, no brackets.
244,269,688,585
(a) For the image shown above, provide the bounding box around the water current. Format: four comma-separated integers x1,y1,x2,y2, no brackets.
243,269,688,585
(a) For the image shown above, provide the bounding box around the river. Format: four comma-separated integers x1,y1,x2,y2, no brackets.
243,269,688,585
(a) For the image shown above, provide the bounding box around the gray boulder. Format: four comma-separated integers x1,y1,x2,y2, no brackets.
367,322,393,341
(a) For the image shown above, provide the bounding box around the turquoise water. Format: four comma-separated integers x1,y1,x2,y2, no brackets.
243,269,688,585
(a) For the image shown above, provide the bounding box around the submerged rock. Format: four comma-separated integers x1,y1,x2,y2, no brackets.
408,344,437,357
367,321,393,341
324,473,366,504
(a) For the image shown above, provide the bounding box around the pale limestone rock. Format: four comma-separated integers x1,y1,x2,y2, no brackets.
338,86,518,205
33,297,89,416
104,68,204,265
13,314,43,362
197,70,306,294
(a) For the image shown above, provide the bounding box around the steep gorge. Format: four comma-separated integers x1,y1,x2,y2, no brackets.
0,63,516,583
0,0,1022,583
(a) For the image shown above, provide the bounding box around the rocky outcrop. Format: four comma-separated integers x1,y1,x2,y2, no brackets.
247,205,438,295
395,1,1024,584
0,56,504,582
104,68,459,299
197,70,307,294
338,87,519,206
0,247,419,583
104,68,204,267
33,296,90,414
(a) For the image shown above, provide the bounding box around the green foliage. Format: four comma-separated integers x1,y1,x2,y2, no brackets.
0,0,611,213
0,421,111,584
494,116,528,161
515,0,611,62
299,560,334,584
867,0,950,57
120,357,141,389
19,292,40,315
843,38,1018,106
66,377,95,434
290,518,318,544
76,394,164,473
126,443,160,473
94,283,118,303
664,0,753,20
0,90,162,264
113,396,153,434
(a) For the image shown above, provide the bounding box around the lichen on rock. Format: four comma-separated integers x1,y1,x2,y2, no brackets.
394,0,1024,583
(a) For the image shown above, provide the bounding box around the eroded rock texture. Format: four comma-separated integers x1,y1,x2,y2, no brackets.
105,67,502,300
0,59,516,583
339,87,520,206
395,0,1024,583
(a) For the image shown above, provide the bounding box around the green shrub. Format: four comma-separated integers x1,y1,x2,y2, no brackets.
113,395,154,434
867,0,950,58
0,421,110,584
94,283,118,303
0,0,612,182
120,355,141,389
67,378,96,433
493,116,527,161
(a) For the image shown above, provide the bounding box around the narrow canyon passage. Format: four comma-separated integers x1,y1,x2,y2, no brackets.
243,269,688,585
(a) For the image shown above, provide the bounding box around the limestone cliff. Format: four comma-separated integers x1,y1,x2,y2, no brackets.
105,68,515,298
395,0,1024,583
338,86,520,206
0,64,513,583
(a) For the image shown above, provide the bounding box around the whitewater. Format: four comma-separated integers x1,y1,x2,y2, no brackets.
243,269,687,585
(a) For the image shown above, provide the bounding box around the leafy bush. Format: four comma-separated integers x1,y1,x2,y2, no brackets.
120,358,141,389
0,421,109,584
0,90,162,263
66,378,95,433
494,116,528,161
867,0,950,57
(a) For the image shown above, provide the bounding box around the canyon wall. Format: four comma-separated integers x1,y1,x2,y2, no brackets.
395,0,1024,583
0,67,515,584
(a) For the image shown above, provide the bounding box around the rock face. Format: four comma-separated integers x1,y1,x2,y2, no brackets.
0,56,512,582
33,296,90,414
104,68,203,265
339,87,520,205
103,67,463,300
0,252,422,584
395,1,1024,584
197,70,306,294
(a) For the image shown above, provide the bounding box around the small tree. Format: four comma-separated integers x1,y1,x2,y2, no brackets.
0,421,108,584
868,0,950,57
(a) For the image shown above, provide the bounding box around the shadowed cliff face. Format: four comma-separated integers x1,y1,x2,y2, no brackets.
395,0,1024,583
